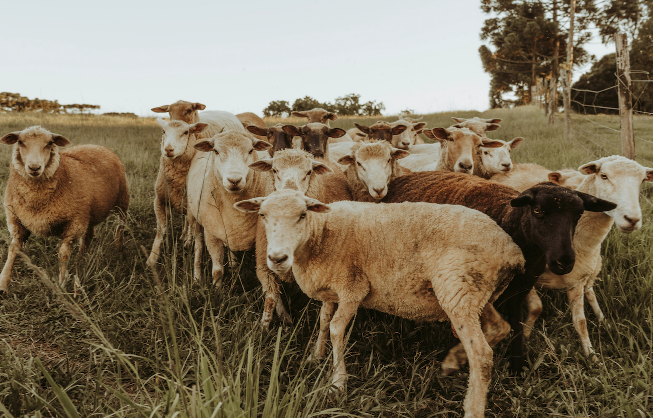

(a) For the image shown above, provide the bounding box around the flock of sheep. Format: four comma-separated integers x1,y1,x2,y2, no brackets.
1,100,651,417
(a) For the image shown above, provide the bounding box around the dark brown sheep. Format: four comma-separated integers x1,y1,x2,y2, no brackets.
247,123,295,157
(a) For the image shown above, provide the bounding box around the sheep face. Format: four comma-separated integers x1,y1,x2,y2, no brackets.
578,156,653,233
249,149,333,192
247,124,294,157
511,184,617,275
548,169,586,190
292,108,337,125
426,127,484,174
195,131,272,193
156,118,208,159
451,117,502,137
355,122,408,145
234,190,330,273
391,120,427,150
481,137,524,174
151,100,206,124
338,142,409,199
282,123,346,159
1,126,70,179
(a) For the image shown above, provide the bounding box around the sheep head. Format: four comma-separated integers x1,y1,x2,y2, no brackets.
151,100,206,124
249,148,332,192
282,123,346,159
1,125,70,180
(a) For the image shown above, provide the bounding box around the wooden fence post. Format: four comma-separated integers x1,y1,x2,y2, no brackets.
616,33,635,159
564,0,575,140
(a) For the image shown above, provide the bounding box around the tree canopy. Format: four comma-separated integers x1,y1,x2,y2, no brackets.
263,94,385,118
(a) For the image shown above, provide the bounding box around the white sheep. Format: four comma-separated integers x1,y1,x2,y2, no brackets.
389,118,427,149
0,126,129,292
186,130,272,284
524,156,653,358
490,163,586,191
450,116,502,136
235,189,525,418
479,137,524,175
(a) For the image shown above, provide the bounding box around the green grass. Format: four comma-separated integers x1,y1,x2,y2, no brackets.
0,107,652,417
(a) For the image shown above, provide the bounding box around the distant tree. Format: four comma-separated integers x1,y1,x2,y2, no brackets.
594,0,652,43
0,92,99,114
361,100,385,116
570,53,618,114
291,96,335,113
333,93,362,116
399,109,415,117
263,100,292,117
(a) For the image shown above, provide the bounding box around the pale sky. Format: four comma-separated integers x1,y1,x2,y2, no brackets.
2,0,613,116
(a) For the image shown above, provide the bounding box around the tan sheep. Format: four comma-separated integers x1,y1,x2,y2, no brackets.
292,108,353,143
390,118,427,149
0,126,129,293
450,116,502,137
151,100,206,123
490,163,586,191
146,109,244,269
234,189,525,418
236,112,267,141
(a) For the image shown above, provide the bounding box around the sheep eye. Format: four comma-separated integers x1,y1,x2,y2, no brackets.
600,173,608,180
184,131,188,135
213,150,219,155
357,161,364,169
306,170,312,177
18,141,24,147
249,149,253,154
48,141,55,146
533,207,543,215
259,213,265,218
161,130,165,135
484,151,489,155
299,213,307,220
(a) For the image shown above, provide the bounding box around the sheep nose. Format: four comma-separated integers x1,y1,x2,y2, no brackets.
373,187,385,196
502,163,511,168
268,254,288,264
401,142,410,147
164,147,174,157
624,215,640,226
28,164,41,172
227,177,241,186
458,162,472,171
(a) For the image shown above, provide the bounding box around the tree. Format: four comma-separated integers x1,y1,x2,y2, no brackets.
262,100,291,117
262,94,386,117
291,96,335,113
570,53,618,114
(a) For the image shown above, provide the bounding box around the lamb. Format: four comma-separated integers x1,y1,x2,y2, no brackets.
186,130,272,284
236,112,267,141
234,189,526,418
451,116,502,136
389,118,427,149
381,173,617,372
292,108,353,143
479,137,524,175
398,127,505,175
491,163,586,191
248,149,352,328
146,110,244,268
337,141,410,201
246,123,296,157
523,156,653,358
281,123,348,160
0,126,130,293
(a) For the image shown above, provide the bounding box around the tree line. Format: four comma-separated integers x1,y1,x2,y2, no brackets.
479,0,652,110
263,94,385,117
1,92,100,114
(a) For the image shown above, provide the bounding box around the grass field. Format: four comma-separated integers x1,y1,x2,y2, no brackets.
0,106,652,417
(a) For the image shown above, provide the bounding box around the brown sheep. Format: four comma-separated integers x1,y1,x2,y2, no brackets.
236,112,267,141
292,108,352,143
281,123,347,160
246,123,296,157
151,100,206,123
0,126,129,293
353,121,408,144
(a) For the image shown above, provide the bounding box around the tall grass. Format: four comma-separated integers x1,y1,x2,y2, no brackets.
0,107,651,417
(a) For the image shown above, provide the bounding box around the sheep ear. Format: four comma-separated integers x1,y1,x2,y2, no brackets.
0,132,20,145
510,189,534,207
413,122,427,130
151,105,170,113
337,155,356,166
578,161,600,175
487,118,503,124
391,148,410,160
391,125,408,135
191,123,208,134
282,125,301,136
485,123,501,132
52,134,71,147
252,139,272,151
451,117,466,123
645,168,653,182
481,139,505,148
548,172,562,184
192,103,206,111
292,111,308,119
304,197,330,213
249,159,273,172
327,128,346,139
247,125,269,137
354,123,371,134
327,112,338,121
233,197,266,213
194,140,215,152
156,117,167,128
428,128,449,141
311,160,333,174
575,190,617,212
509,137,524,150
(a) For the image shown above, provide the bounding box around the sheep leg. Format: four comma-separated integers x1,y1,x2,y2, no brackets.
58,237,75,287
147,195,167,268
0,225,29,293
204,232,225,287
442,303,510,375
183,216,195,249
192,223,203,283
256,224,291,330
227,250,239,271
329,301,358,392
79,226,94,255
310,302,336,362
567,285,595,358
585,286,604,322
114,211,127,251
523,289,543,339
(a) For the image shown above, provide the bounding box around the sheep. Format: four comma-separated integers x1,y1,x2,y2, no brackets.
491,163,585,191
381,172,617,372
479,137,524,175
248,149,352,328
236,112,267,141
234,188,526,418
281,123,347,160
246,123,296,157
353,121,408,145
151,100,206,123
146,110,244,269
186,130,272,285
292,108,353,143
346,127,365,142
451,116,502,137
398,127,505,175
389,118,427,149
337,141,410,201
0,126,129,293
523,156,653,358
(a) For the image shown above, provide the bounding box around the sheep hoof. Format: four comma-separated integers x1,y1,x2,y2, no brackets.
588,353,601,364
441,362,460,376
328,379,346,398
279,312,293,328
307,353,323,363
212,278,223,289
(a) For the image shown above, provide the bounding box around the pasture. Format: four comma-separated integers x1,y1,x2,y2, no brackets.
0,106,652,417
